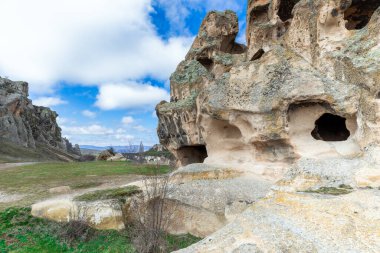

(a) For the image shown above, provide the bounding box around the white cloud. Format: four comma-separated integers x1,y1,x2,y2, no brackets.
133,125,149,132
33,97,67,107
62,124,114,135
61,124,137,146
122,116,135,125
0,0,192,94
82,110,96,118
96,81,170,110
154,0,243,34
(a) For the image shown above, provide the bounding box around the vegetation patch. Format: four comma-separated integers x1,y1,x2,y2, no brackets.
70,182,102,190
74,185,141,202
144,150,175,159
0,207,200,252
303,184,354,195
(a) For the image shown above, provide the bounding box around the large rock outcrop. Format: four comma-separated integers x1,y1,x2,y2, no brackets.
0,77,80,160
156,0,380,252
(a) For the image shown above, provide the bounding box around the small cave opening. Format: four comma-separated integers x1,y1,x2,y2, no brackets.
177,145,208,166
220,37,246,55
197,58,214,71
311,113,350,141
278,0,300,22
249,4,270,26
377,91,380,99
250,49,265,61
344,0,380,30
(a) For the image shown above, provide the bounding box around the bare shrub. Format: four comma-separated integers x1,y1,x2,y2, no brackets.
127,165,177,253
60,220,94,245
60,207,94,245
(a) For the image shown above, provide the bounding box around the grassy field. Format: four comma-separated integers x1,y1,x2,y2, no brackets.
0,207,200,253
0,162,201,252
0,161,170,210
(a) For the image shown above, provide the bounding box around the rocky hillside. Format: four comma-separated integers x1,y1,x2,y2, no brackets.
0,77,80,161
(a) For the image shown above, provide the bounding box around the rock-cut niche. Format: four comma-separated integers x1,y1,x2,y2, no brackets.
176,145,208,166
344,0,380,30
311,113,350,141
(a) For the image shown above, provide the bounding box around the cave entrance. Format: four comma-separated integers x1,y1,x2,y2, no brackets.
344,0,380,30
278,0,300,22
311,113,350,141
177,145,208,166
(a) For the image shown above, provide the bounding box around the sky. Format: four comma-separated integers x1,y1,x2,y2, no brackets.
0,0,247,146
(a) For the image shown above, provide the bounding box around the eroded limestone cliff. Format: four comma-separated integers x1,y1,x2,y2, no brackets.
155,0,380,252
0,77,81,161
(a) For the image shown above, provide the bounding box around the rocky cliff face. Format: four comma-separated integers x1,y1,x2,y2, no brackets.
0,77,81,159
155,0,380,252
157,1,380,169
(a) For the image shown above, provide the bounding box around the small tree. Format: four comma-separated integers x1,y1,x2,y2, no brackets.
138,141,145,164
107,146,115,156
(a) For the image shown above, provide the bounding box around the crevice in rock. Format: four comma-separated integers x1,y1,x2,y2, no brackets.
176,145,208,166
344,0,380,30
278,0,300,22
311,113,350,141
376,91,380,99
197,58,214,71
250,49,265,61
220,37,246,55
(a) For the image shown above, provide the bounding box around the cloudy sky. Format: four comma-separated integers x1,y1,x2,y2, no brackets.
0,0,247,146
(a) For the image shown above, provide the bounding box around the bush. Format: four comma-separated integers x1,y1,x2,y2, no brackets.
60,220,95,245
79,155,96,162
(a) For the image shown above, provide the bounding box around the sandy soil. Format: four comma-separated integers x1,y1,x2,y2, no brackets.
0,162,37,171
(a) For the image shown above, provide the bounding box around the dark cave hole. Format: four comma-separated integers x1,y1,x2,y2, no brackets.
344,0,380,30
197,58,213,71
278,0,300,22
311,113,350,141
177,145,208,165
251,49,265,61
377,91,380,99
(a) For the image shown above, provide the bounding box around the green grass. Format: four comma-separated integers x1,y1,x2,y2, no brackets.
70,182,103,190
303,184,354,196
0,161,170,210
0,207,200,253
74,186,141,202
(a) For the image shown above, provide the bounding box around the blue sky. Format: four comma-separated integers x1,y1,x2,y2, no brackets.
0,0,247,146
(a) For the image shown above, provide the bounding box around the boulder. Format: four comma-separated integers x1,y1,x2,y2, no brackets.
97,150,113,161
107,153,126,162
31,198,125,230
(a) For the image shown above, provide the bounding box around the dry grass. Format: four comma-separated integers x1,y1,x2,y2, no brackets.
0,161,170,210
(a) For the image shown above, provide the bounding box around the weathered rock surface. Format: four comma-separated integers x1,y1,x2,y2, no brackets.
0,77,80,160
31,198,125,230
156,0,380,251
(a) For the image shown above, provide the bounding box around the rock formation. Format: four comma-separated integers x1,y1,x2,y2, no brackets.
0,77,81,160
154,0,380,251
30,1,380,251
